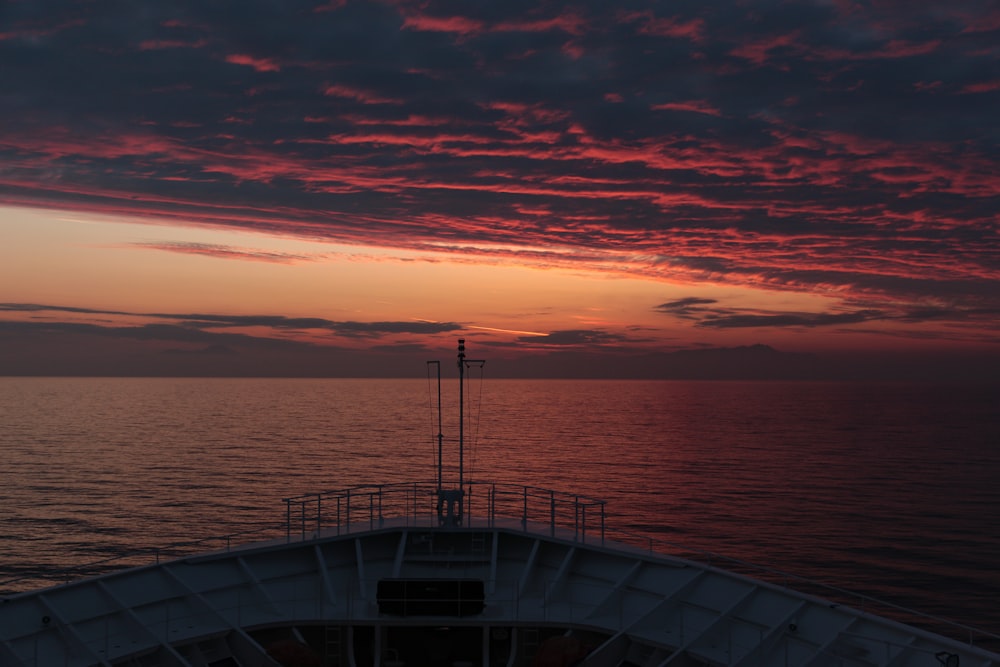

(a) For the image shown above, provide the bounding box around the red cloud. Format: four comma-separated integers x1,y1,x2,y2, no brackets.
0,18,84,42
322,84,403,105
494,14,588,36
399,9,587,37
225,54,281,72
401,14,484,35
962,80,1000,94
730,32,801,66
651,100,722,116
619,10,705,43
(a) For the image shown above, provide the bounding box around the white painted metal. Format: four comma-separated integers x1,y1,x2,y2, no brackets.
2,496,999,667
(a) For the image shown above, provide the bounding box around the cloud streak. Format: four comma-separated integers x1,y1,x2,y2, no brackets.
0,303,463,341
128,241,320,264
655,295,1000,345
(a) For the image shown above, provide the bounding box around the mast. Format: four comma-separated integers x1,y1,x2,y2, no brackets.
457,338,486,496
427,360,443,494
434,339,484,527
458,339,465,491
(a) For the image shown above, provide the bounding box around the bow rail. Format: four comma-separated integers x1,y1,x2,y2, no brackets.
283,480,607,544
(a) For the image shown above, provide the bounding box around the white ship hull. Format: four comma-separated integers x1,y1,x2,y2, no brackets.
2,481,998,667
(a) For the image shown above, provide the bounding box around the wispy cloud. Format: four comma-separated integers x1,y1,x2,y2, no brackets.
698,310,884,329
655,297,720,320
127,241,321,264
655,295,1000,342
224,53,281,72
0,303,463,340
517,329,635,346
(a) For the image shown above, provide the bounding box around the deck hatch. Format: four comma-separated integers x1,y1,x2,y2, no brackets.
376,578,485,617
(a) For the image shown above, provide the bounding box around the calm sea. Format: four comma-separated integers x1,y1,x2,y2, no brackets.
1,377,999,644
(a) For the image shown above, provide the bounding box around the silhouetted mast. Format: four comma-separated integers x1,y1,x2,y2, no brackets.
458,339,466,491
433,339,484,527
457,338,485,493
426,360,443,494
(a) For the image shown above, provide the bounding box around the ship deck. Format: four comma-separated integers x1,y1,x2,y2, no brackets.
2,482,998,667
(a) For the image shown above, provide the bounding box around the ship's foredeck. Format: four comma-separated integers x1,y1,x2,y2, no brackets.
2,482,998,667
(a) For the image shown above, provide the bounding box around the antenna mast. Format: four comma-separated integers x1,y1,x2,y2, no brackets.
458,339,466,491
426,360,443,495
434,339,485,527
458,338,486,493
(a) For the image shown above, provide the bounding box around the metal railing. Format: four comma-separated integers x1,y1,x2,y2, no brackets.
280,480,1000,651
282,480,607,544
4,480,999,653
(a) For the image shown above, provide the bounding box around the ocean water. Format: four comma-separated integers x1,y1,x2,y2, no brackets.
1,377,999,646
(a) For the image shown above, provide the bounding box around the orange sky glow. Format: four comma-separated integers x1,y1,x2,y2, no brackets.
2,202,995,379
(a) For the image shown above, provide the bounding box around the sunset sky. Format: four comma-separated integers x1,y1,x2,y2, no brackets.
1,0,998,378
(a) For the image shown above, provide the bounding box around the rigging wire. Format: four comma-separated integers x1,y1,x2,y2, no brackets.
426,361,439,483
466,361,485,485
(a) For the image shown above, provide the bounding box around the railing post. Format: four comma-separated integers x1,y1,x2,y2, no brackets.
467,483,473,526
522,486,528,530
346,489,351,532
574,496,580,541
465,483,471,527
317,495,322,538
285,500,291,543
550,491,555,537
411,482,417,524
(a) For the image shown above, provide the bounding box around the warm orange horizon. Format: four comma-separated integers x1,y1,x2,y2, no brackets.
2,204,996,379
